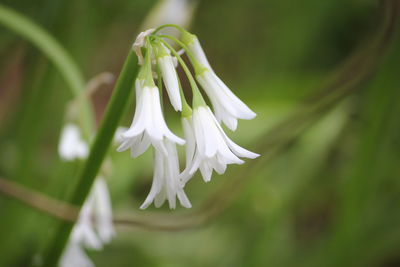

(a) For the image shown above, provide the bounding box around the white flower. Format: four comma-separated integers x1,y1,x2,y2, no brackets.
180,106,259,183
58,123,89,161
90,178,115,242
71,177,115,248
185,35,212,70
60,177,115,267
117,79,185,157
114,126,129,144
183,34,256,131
197,70,256,131
140,140,192,209
70,199,102,250
60,243,94,267
156,44,182,111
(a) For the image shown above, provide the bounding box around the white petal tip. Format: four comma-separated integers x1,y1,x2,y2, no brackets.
173,104,182,112
226,124,238,131
116,147,125,152
247,111,257,118
248,152,260,159
139,203,149,210
122,132,138,138
130,154,141,159
176,138,186,146
202,175,212,182
183,203,192,209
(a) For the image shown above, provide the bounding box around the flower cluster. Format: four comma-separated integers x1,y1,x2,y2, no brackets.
60,178,115,267
58,124,115,267
118,25,259,209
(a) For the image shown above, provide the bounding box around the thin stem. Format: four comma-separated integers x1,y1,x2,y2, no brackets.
40,49,139,267
0,4,94,137
142,37,155,87
84,72,115,99
67,72,115,120
0,177,79,222
156,61,163,92
178,78,192,117
156,55,164,110
154,23,186,34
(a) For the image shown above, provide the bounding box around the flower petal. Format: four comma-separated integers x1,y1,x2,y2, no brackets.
158,55,182,111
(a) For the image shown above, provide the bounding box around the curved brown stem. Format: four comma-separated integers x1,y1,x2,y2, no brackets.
0,177,78,222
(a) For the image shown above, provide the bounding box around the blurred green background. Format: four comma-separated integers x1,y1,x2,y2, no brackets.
1,0,400,266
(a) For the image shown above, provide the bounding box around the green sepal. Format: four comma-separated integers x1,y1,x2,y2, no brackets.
181,30,195,46
192,86,207,108
154,41,169,58
142,39,156,87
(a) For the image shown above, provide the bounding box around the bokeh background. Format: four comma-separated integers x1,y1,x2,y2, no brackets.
1,0,400,266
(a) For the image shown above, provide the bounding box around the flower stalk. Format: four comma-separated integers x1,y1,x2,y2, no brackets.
41,49,139,267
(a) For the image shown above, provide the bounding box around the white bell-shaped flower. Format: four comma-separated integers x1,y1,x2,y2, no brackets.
58,123,89,161
156,43,182,111
90,178,115,242
60,177,115,267
70,177,115,248
180,106,259,183
140,139,192,209
118,79,185,157
70,200,103,250
60,243,95,267
196,70,256,131
183,33,256,131
184,35,212,70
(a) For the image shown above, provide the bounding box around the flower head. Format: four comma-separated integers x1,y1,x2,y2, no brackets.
61,177,115,267
90,178,115,242
155,43,182,111
117,79,185,157
196,70,256,131
180,107,259,183
60,243,95,267
183,34,212,70
140,140,191,209
182,32,256,131
58,123,89,161
70,178,115,248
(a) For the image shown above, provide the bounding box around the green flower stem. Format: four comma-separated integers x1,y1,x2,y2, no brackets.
154,37,206,107
156,56,165,110
41,50,139,267
143,38,156,87
178,79,193,118
154,23,186,34
0,4,93,137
